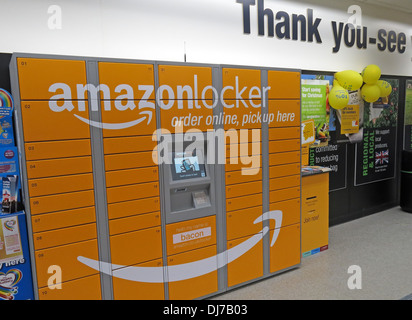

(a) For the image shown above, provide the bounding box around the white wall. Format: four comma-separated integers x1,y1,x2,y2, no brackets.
1,0,411,76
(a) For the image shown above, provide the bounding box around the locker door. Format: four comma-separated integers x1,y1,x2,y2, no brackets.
167,245,218,300
158,65,214,132
270,224,300,273
112,259,165,300
38,274,101,300
227,234,263,287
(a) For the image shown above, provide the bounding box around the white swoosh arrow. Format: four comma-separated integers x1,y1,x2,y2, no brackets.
73,110,153,130
253,210,282,246
77,210,283,283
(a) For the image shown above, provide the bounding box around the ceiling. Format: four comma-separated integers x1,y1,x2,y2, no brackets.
356,0,412,14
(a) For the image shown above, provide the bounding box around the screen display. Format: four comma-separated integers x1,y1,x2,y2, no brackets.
171,150,206,181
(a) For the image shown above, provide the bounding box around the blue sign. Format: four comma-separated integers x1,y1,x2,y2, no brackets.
0,211,34,300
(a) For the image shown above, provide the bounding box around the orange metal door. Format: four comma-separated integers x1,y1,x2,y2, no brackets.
227,234,263,287
112,259,165,300
167,245,218,300
270,224,301,273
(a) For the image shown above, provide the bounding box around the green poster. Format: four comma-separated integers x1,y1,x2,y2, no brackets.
355,78,399,185
301,80,329,146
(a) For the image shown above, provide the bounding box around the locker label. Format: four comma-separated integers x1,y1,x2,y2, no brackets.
173,227,212,245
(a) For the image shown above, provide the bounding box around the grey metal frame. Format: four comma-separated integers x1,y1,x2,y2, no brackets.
85,60,113,300
161,134,216,225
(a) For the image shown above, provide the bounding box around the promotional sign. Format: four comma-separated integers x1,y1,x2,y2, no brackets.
301,74,347,191
333,90,364,144
0,146,21,214
404,79,412,150
0,89,15,147
0,89,20,214
0,215,23,263
301,119,315,165
0,87,34,300
308,143,347,191
340,102,360,135
355,79,399,185
0,211,34,300
301,77,330,147
301,172,329,256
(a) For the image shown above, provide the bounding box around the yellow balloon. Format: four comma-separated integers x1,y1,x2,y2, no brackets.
335,70,363,91
361,64,381,84
376,80,392,97
329,81,349,109
361,84,381,102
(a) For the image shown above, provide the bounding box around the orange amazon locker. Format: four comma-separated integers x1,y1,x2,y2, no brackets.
10,54,302,300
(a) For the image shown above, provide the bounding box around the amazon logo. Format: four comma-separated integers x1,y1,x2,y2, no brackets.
48,82,155,130
47,76,271,130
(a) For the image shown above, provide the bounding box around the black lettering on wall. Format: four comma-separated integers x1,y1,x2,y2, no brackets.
257,0,274,37
237,0,256,34
275,11,290,39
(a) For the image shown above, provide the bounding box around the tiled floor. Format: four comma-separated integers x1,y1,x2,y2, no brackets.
212,206,412,300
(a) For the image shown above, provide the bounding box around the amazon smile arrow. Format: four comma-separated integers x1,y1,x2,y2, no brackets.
74,110,153,130
77,210,283,283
